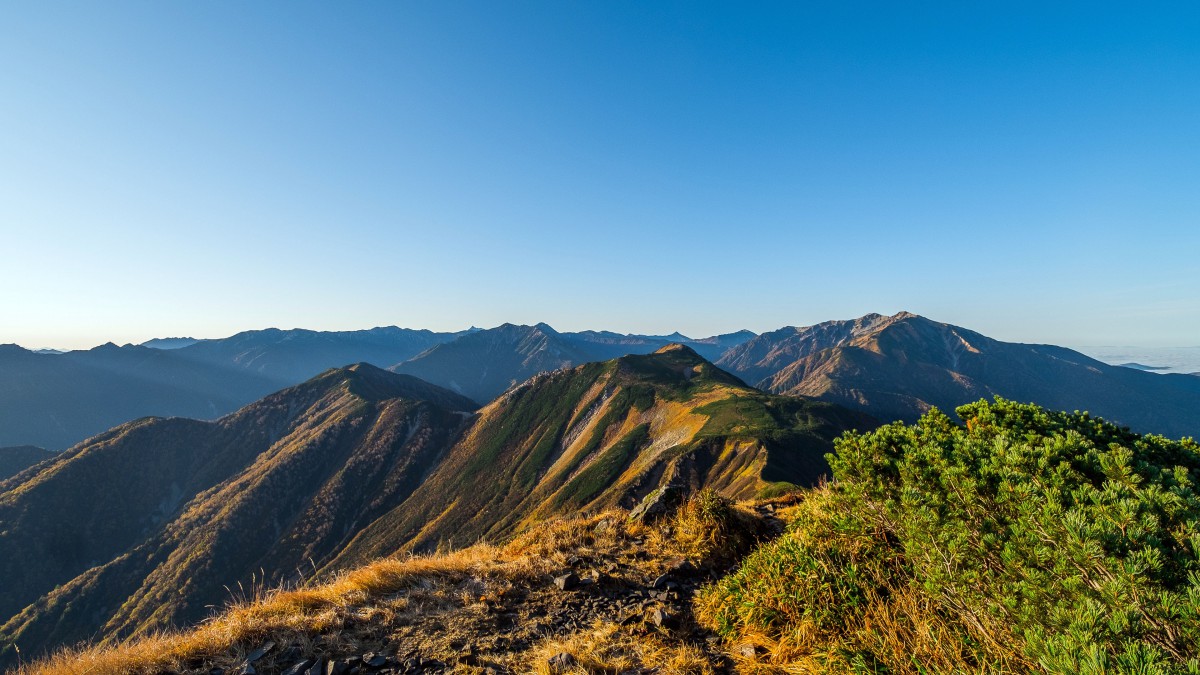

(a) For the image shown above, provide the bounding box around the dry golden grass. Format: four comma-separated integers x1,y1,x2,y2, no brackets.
15,543,506,675
18,510,647,675
526,621,717,675
651,489,763,568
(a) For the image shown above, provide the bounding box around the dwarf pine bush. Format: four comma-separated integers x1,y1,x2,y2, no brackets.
698,398,1200,674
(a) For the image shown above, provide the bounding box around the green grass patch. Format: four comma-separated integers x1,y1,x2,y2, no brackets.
551,423,651,511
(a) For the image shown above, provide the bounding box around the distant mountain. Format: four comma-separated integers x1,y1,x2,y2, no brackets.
1118,362,1170,371
0,446,54,480
172,326,465,385
391,323,757,403
677,329,759,361
564,329,757,362
0,343,282,449
140,337,199,349
718,312,1200,438
392,323,600,402
340,344,874,562
715,313,895,386
0,328,470,449
0,365,475,660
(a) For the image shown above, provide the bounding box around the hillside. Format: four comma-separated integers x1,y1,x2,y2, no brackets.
0,446,55,481
339,344,875,563
0,366,475,664
718,312,1200,438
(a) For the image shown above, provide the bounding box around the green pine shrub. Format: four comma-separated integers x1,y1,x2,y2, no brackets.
697,398,1200,674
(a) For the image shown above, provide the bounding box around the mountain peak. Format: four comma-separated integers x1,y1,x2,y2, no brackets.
653,342,699,356
301,363,477,410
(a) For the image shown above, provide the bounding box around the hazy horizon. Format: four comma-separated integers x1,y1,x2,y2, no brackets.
12,312,1200,354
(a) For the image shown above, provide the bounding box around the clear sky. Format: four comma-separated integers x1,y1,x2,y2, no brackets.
2,2,1197,350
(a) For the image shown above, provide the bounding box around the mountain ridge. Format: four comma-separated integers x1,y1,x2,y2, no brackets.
718,312,1200,438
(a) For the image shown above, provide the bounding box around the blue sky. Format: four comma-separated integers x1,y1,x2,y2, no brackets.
1,2,1197,349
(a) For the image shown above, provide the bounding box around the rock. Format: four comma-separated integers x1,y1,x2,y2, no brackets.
547,652,577,670
245,641,275,663
362,652,388,668
651,574,674,589
650,607,677,628
665,558,698,576
237,666,256,675
282,661,314,675
738,643,760,658
629,485,683,523
326,659,350,675
553,572,580,591
306,660,326,675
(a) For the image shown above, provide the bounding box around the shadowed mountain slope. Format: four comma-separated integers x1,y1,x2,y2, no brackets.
390,323,600,403
0,365,475,663
0,446,55,481
0,343,283,449
337,344,876,564
721,312,1200,438
173,327,464,385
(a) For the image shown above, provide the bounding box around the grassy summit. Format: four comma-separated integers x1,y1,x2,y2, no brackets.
332,345,874,563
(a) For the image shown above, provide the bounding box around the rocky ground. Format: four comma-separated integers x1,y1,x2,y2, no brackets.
183,498,789,675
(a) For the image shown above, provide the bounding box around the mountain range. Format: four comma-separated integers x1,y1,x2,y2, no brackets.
716,312,1200,439
0,347,869,663
8,313,1199,452
0,325,756,450
4,310,1200,665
